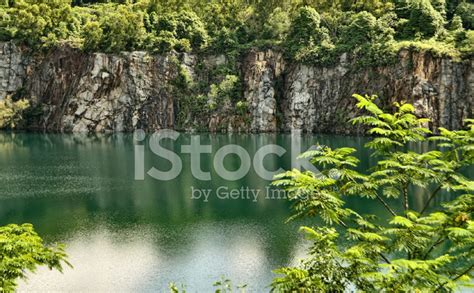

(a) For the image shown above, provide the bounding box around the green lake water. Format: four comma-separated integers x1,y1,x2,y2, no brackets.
0,132,464,291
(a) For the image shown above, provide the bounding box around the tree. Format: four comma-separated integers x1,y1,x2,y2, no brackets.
4,0,81,48
262,7,290,43
338,11,395,64
0,224,70,291
146,10,208,53
92,3,147,52
272,94,473,291
455,1,473,30
340,0,395,17
285,6,334,64
397,0,445,38
431,0,447,18
449,14,464,31
200,0,257,52
0,5,11,41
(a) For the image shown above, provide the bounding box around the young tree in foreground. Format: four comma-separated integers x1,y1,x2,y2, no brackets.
0,224,70,291
272,94,473,292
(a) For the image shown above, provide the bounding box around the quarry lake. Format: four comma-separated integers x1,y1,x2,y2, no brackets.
0,132,465,291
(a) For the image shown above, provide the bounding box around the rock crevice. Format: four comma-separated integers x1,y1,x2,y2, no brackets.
0,42,471,133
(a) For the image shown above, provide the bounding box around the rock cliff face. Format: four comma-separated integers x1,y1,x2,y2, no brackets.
0,42,472,133
281,51,473,133
243,50,285,132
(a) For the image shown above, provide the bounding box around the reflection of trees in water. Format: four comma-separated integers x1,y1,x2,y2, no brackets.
0,132,132,147
1,133,471,270
0,133,317,269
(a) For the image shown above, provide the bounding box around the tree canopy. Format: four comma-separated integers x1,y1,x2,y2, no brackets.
0,0,472,64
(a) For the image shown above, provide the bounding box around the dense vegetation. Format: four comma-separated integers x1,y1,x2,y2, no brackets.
0,0,473,66
271,95,473,291
0,224,69,291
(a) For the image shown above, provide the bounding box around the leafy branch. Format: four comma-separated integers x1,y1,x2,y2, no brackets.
271,94,473,292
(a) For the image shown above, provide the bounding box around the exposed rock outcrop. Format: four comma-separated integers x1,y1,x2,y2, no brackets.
20,47,178,132
0,42,27,100
243,50,284,132
281,51,473,133
0,41,472,133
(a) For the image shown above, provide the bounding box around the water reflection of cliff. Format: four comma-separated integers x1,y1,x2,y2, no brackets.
2,132,471,290
0,133,308,234
1,132,465,231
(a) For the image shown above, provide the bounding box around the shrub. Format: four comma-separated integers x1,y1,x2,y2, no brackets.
449,14,464,31
235,100,248,115
394,39,461,58
431,0,447,18
0,5,11,41
272,94,474,291
81,20,102,51
207,75,240,106
0,96,29,129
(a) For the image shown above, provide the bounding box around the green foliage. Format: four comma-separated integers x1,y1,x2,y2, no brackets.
0,224,70,291
431,0,447,18
393,38,462,58
338,11,397,66
396,0,445,39
171,57,244,130
0,5,11,40
272,94,474,291
0,96,29,129
450,14,464,31
0,0,472,64
261,7,291,44
340,12,394,48
213,277,247,293
207,75,240,110
81,20,102,52
455,1,473,29
146,10,208,53
3,0,81,48
201,0,256,53
235,100,248,115
285,6,334,65
87,3,147,52
456,30,474,56
342,0,396,16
